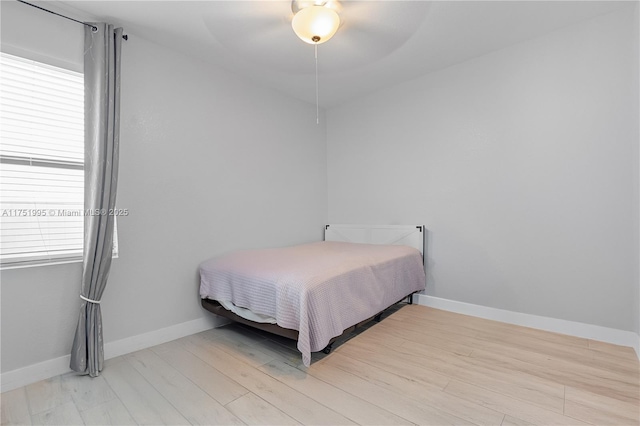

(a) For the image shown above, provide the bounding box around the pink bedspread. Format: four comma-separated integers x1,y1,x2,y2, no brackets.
200,241,425,366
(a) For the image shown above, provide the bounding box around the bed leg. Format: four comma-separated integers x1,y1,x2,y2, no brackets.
322,343,333,354
408,294,413,305
374,313,383,322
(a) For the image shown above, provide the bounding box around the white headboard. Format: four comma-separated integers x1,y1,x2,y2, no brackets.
324,224,425,258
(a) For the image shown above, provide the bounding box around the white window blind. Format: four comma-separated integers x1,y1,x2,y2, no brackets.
0,52,116,268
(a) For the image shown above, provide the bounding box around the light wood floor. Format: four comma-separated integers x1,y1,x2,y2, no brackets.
2,305,639,425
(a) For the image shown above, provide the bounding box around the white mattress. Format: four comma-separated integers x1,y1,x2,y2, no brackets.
218,300,277,324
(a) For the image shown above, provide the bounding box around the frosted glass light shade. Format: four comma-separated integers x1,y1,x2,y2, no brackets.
292,6,340,44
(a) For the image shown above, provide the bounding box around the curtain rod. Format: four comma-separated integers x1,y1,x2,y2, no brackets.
17,0,128,40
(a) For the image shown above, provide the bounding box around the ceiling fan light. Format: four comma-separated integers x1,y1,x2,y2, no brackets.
292,5,340,44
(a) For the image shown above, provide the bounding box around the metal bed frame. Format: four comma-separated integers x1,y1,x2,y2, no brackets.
201,292,417,354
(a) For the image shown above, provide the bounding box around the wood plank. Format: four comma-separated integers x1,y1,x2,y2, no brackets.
468,346,639,404
467,335,639,386
398,339,564,412
259,358,412,425
103,356,126,368
247,336,304,368
25,376,72,416
565,401,639,425
397,306,590,349
304,357,475,425
60,373,117,412
126,348,243,425
346,332,566,413
469,328,638,376
501,415,533,426
564,386,640,425
339,326,408,350
183,333,355,425
375,320,475,356
30,401,84,426
386,310,481,340
1,387,31,425
323,352,505,425
395,307,637,375
151,340,249,406
382,308,639,404
225,393,300,425
587,340,639,362
444,380,588,425
334,335,451,390
101,355,190,425
79,399,137,425
198,329,276,368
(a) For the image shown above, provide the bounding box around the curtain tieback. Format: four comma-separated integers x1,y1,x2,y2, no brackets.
80,295,101,304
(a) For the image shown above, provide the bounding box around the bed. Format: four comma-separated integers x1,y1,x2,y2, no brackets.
199,224,426,366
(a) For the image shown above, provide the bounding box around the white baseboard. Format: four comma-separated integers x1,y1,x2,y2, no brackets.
415,294,640,360
103,315,226,360
0,355,73,394
1,315,227,393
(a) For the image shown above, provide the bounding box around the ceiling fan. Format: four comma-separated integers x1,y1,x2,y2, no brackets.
290,0,342,44
201,1,430,75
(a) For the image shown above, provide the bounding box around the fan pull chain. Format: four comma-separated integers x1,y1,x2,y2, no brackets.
315,44,319,124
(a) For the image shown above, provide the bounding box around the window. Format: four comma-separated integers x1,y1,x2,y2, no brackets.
0,52,117,268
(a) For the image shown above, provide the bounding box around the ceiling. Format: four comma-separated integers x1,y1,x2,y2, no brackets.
59,1,629,108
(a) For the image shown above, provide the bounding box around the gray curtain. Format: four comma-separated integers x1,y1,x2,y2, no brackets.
70,23,123,377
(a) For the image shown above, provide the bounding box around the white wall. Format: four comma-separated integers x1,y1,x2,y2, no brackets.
327,7,638,332
0,1,84,71
634,3,640,339
1,1,327,374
